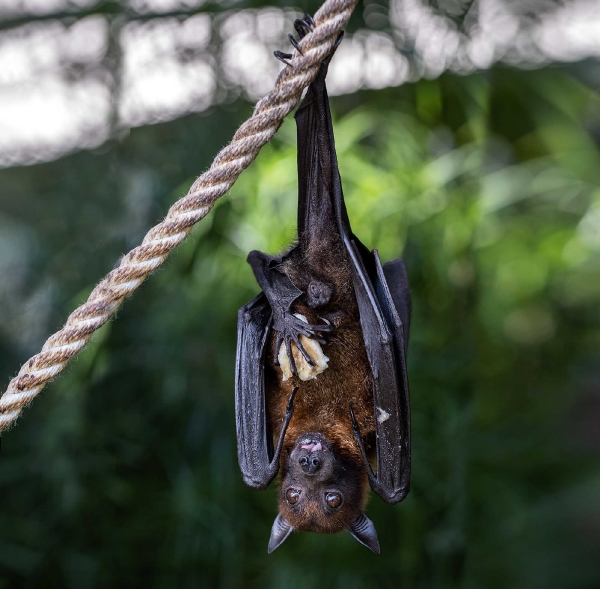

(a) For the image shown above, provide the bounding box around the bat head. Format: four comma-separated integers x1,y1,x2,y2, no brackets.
268,433,380,553
306,279,333,308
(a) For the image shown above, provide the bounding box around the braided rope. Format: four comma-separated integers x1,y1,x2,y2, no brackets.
0,0,358,433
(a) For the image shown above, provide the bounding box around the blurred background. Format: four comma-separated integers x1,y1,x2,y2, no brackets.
0,0,599,587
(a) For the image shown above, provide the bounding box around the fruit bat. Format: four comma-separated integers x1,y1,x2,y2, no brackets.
235,20,411,554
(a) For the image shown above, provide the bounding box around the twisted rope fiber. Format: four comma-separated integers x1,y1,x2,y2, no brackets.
0,0,358,433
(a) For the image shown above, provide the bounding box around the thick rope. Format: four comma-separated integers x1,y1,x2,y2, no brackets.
0,0,358,433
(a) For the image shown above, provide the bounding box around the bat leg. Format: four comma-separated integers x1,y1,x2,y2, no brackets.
270,387,298,467
247,386,298,488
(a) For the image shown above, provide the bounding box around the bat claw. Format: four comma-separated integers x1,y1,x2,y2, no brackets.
274,333,284,365
333,31,344,51
286,386,298,413
288,34,303,55
309,323,333,333
349,405,359,431
277,14,317,65
293,335,315,366
294,14,315,39
273,50,292,66
285,337,297,376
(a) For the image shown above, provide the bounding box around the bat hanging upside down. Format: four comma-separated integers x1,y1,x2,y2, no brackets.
235,18,411,554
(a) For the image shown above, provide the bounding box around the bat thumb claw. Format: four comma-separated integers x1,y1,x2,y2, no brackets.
287,386,299,411
349,405,358,427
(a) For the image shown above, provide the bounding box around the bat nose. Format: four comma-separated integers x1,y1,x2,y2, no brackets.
299,455,321,474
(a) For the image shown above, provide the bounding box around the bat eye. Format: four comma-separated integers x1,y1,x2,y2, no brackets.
325,492,343,509
285,488,301,505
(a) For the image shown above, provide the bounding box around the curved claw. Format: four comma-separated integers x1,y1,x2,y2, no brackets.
295,324,313,338
292,333,315,366
294,20,310,39
333,30,344,51
273,333,284,365
288,34,303,55
297,14,315,33
294,19,307,39
273,311,334,375
304,323,333,333
285,337,297,376
292,324,327,345
286,386,298,412
273,50,292,66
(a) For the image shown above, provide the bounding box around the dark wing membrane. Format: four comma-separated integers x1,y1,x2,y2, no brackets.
372,253,411,501
383,258,411,345
235,293,276,490
346,238,411,504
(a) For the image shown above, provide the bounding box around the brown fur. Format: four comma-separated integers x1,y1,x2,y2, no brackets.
266,234,376,532
267,236,375,459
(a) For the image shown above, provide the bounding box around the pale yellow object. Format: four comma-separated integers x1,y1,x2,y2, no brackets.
279,315,329,381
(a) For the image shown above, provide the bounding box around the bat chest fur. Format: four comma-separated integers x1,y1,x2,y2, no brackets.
266,262,376,460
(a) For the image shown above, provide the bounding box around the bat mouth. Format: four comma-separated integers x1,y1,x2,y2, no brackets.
300,442,323,452
294,433,330,452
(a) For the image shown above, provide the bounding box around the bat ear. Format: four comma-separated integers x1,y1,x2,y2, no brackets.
349,512,380,554
268,513,293,553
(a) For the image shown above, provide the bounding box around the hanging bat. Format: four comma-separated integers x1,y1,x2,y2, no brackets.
235,20,411,554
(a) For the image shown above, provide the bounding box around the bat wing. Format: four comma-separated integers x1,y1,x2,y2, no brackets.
235,293,276,490
346,238,411,504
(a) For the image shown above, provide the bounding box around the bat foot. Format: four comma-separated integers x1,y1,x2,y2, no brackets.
294,15,315,39
273,312,333,377
274,14,317,67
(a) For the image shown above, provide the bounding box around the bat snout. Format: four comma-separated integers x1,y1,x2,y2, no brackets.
299,454,322,475
289,434,333,479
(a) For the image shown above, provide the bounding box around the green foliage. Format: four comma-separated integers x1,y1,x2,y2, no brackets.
0,66,599,588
